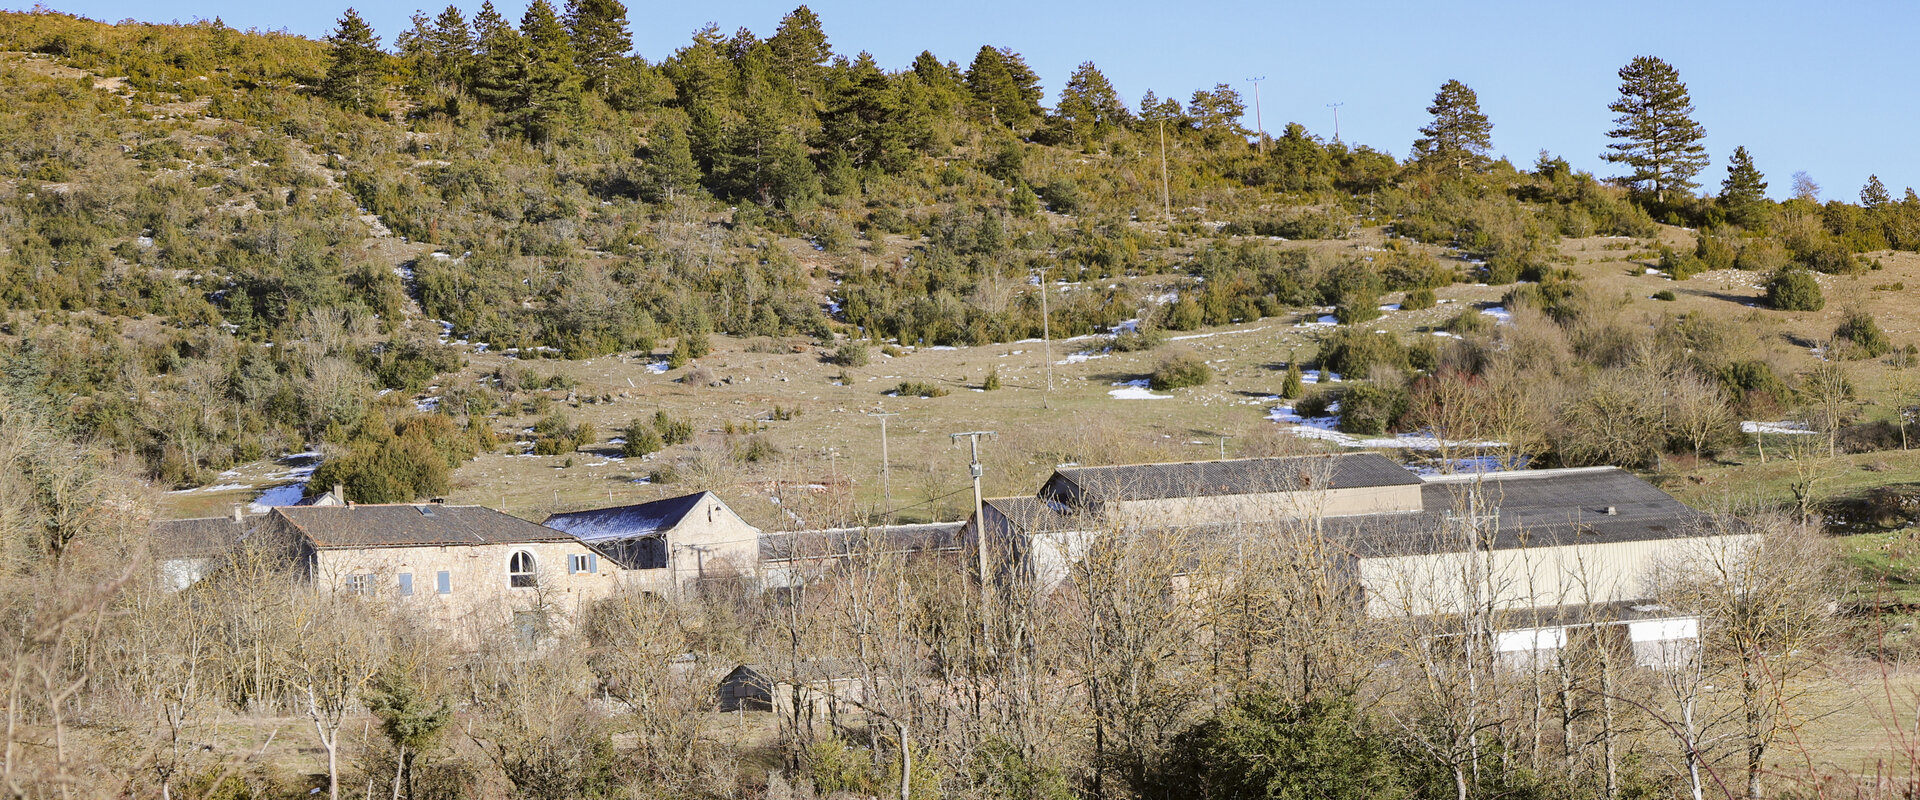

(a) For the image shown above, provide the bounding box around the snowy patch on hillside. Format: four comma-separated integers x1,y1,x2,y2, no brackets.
1109,379,1172,400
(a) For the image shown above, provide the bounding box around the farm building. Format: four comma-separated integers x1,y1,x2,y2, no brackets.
254,503,622,642
964,454,1751,666
717,659,869,718
149,508,256,591
542,491,760,591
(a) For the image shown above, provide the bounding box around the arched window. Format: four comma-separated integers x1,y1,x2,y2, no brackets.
509,551,538,587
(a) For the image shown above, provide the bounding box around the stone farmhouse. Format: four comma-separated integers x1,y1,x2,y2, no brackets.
541,491,761,591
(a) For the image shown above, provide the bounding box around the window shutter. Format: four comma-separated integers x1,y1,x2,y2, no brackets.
588,553,598,573
567,555,577,575
398,573,413,596
436,571,451,594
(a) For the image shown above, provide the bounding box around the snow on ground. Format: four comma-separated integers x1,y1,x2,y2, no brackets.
644,361,670,374
1267,402,1507,451
1059,350,1110,364
1169,325,1267,341
415,396,440,412
1481,306,1513,324
1378,303,1402,311
1295,315,1340,328
1409,455,1532,476
1109,379,1172,400
248,482,306,512
1741,421,1818,435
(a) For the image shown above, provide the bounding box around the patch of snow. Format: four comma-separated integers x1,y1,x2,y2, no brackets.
1109,379,1172,400
1378,303,1402,311
644,361,670,374
1266,403,1506,451
1060,351,1109,364
1480,307,1514,325
927,345,959,351
1170,325,1268,341
415,396,440,412
248,482,306,512
1741,421,1817,435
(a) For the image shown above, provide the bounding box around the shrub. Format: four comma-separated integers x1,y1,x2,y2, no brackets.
1717,360,1794,415
828,340,870,367
731,433,781,464
1149,351,1213,390
1280,362,1304,399
1401,287,1437,311
1659,245,1705,280
1765,268,1824,311
1294,388,1336,418
892,381,949,398
1835,311,1891,359
1319,329,1410,377
1652,290,1677,301
1154,694,1405,800
1337,381,1409,435
1111,327,1166,352
983,366,1002,390
1443,309,1492,335
620,419,663,457
652,411,694,444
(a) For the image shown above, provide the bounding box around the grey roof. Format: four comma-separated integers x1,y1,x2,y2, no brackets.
543,492,716,543
151,516,254,559
1327,468,1722,557
759,523,963,562
982,496,1089,535
1044,453,1420,505
268,505,575,549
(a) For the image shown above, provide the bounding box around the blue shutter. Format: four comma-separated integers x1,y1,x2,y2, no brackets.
567,555,577,575
436,571,451,594
398,573,413,596
588,553,598,573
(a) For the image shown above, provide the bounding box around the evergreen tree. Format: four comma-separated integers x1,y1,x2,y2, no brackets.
1411,79,1493,180
470,0,522,107
321,8,385,114
396,6,473,93
1603,55,1709,202
642,118,700,200
1720,145,1769,228
1048,61,1128,146
965,46,1044,130
1137,89,1184,127
766,5,832,101
514,0,583,140
564,0,631,99
819,52,906,170
1861,174,1891,209
1187,83,1248,149
1270,122,1333,192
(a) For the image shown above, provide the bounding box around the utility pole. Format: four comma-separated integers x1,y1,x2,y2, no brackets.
1157,116,1172,227
869,412,898,522
1037,266,1052,409
951,430,997,648
1246,76,1266,153
1326,102,1345,143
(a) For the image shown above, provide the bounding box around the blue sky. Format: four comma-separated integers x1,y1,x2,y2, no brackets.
33,0,1919,200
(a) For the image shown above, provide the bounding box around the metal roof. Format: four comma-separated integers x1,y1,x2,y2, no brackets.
1328,468,1723,557
150,515,254,559
542,492,717,543
759,522,964,562
1044,452,1420,505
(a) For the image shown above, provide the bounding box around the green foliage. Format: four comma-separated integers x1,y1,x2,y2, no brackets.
1319,329,1410,377
1765,268,1825,311
828,340,871,367
531,411,595,455
1720,145,1770,227
620,418,663,457
1154,693,1406,800
1835,311,1891,359
652,411,693,445
1400,287,1437,311
891,380,949,398
1412,79,1493,180
1652,289,1676,301
1280,361,1304,399
310,413,477,503
321,9,386,114
1149,350,1213,390
1604,55,1709,202
983,365,1002,390
1337,381,1409,435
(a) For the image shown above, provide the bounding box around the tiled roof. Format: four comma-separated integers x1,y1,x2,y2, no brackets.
759,522,963,562
543,492,715,542
150,516,253,559
268,505,574,549
1044,452,1420,505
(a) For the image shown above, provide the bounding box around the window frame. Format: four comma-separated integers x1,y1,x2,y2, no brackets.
508,551,538,588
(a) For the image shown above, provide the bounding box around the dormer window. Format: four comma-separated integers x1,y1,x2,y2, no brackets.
509,551,537,587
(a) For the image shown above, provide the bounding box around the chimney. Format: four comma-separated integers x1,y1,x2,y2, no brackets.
334,483,347,506
231,505,244,523
1604,506,1618,516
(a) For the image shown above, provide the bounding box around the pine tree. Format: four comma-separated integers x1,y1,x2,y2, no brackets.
321,8,385,114
396,6,472,93
1411,79,1493,180
819,52,905,170
564,0,631,99
514,0,582,141
965,46,1043,130
641,118,700,200
470,1,522,108
1861,174,1891,209
1719,145,1769,228
1048,61,1128,147
1603,55,1709,203
766,5,832,100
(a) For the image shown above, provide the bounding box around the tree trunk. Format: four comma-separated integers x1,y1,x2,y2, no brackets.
391,744,405,800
